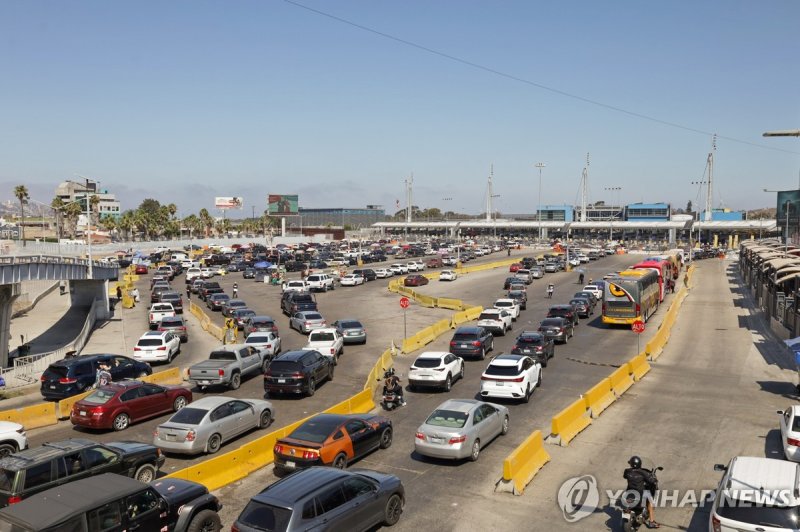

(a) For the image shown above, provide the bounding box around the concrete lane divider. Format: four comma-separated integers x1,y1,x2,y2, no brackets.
140,367,183,386
609,363,634,397
57,389,93,419
583,378,616,419
545,398,592,447
437,297,464,311
628,353,651,381
496,430,550,495
0,402,58,430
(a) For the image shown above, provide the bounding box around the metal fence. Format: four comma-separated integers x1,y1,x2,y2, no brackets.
1,299,98,389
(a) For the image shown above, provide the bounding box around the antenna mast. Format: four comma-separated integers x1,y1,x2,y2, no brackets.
405,173,414,224
580,153,589,222
705,135,716,221
486,165,494,222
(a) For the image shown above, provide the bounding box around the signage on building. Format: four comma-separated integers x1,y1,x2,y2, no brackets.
0,225,20,239
268,194,299,215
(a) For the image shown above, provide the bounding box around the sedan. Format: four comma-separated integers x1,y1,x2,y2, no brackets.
222,299,248,318
133,331,181,363
243,331,281,359
404,274,429,287
544,262,559,273
439,270,458,281
290,311,327,334
206,293,230,312
71,380,192,431
511,331,555,367
408,351,464,392
509,262,522,272
570,297,593,318
243,267,256,279
538,317,574,344
273,413,392,474
153,396,273,455
414,399,509,462
157,316,189,343
332,319,367,344
339,273,365,286
778,405,800,461
232,308,257,329
374,268,393,278
134,264,149,275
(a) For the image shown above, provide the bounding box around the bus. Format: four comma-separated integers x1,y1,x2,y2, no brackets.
631,259,673,302
602,269,660,325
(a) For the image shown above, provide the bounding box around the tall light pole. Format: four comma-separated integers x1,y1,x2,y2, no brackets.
491,194,501,239
604,186,622,241
442,197,453,238
534,163,546,242
75,176,97,279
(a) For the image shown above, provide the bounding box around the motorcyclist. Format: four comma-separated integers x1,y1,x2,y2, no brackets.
623,456,660,529
382,373,406,407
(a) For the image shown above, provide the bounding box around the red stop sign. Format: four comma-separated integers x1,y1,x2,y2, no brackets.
631,320,645,334
399,297,410,309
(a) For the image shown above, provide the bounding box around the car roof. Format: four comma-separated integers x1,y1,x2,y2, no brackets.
309,327,337,334
50,354,115,367
275,350,317,361
141,330,168,338
488,354,525,366
723,457,800,504
0,439,99,471
435,398,482,413
253,467,353,508
454,326,482,334
0,473,145,528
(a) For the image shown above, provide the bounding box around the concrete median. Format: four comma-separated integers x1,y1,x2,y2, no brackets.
609,363,634,397
0,402,58,430
546,398,592,447
583,378,616,419
496,430,550,495
141,367,183,386
437,297,463,311
57,389,92,419
629,352,651,381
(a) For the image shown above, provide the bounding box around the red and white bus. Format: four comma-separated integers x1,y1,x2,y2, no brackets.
631,258,673,302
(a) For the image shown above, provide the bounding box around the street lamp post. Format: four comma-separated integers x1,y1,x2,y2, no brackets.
491,194,501,240
442,197,453,238
535,163,546,242
604,186,622,241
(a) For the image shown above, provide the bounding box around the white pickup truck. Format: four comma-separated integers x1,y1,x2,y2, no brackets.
476,309,514,336
302,328,344,363
149,303,175,329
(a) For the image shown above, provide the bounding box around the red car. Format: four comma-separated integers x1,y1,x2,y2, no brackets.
509,263,522,272
404,275,429,287
70,380,192,431
135,264,149,274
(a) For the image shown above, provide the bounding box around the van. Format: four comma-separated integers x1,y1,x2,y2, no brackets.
171,252,188,262
425,257,443,268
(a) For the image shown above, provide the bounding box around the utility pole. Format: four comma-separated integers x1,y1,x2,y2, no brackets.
580,153,589,222
486,165,494,222
535,162,546,242
705,134,716,221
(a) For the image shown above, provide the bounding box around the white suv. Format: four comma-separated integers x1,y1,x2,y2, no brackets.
476,309,513,336
306,273,335,292
479,354,541,403
0,421,27,457
185,267,202,282
408,351,464,392
710,456,800,532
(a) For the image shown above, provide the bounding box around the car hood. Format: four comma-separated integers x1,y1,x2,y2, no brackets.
0,421,23,433
152,478,208,507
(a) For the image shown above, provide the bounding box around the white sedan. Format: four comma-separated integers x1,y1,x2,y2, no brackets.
244,331,282,358
408,351,465,392
374,268,392,278
493,298,521,320
439,270,458,281
340,274,365,286
779,405,800,461
480,354,541,403
133,331,181,363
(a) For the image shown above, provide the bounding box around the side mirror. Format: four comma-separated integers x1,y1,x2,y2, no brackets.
158,498,168,511
713,464,727,472
778,410,785,415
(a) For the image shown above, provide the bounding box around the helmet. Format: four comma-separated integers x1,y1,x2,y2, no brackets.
628,456,642,468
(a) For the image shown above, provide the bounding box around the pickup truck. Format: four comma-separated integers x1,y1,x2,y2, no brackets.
281,292,318,315
199,281,223,301
187,344,267,391
149,303,176,329
302,328,344,363
476,309,514,336
305,273,335,292
282,280,309,293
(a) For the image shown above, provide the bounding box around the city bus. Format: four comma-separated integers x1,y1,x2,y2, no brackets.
602,269,660,325
631,259,673,302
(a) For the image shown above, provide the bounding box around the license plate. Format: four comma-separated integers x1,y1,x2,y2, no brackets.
460,344,468,348
430,436,444,444
166,434,176,441
200,380,210,385
284,460,295,469
50,385,56,389
278,379,286,383
496,382,504,386
79,410,87,416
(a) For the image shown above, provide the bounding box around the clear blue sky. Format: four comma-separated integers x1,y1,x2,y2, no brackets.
1,0,798,217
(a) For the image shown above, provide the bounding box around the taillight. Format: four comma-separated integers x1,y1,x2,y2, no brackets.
301,450,318,460
218,369,224,376
510,376,525,382
59,377,77,384
232,525,240,532
156,346,167,350
472,341,481,347
274,444,284,454
449,435,466,444
7,496,22,505
711,515,721,532
186,430,195,441
512,344,519,350
480,376,491,381
635,304,641,315
789,437,800,447
434,367,445,372
449,341,456,347
415,432,425,440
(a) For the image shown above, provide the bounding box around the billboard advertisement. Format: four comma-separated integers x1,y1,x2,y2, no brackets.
776,190,800,229
215,197,244,210
268,194,298,215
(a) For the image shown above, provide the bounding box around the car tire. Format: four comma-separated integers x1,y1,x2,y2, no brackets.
207,433,222,454
469,440,481,462
383,493,403,527
328,365,335,381
0,443,16,458
459,363,465,380
444,374,452,392
479,348,486,361
501,415,510,435
379,427,393,449
537,372,542,388
259,409,272,428
134,463,156,483
138,371,149,378
333,452,347,469
522,385,531,404
173,395,187,411
542,355,548,368
261,360,270,373
229,372,241,390
307,378,316,397
113,413,130,431
186,509,221,532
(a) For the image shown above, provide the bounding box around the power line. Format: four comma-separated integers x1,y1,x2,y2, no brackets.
284,0,799,156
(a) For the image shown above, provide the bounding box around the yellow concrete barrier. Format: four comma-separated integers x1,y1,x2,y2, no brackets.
583,378,616,419
450,309,471,326
140,367,183,386
402,335,423,354
497,430,550,495
57,389,93,419
609,363,634,397
415,294,437,308
629,353,651,381
547,398,592,447
645,330,668,361
348,388,375,413
463,306,483,321
416,326,437,346
437,297,463,311
431,319,452,337
0,402,58,430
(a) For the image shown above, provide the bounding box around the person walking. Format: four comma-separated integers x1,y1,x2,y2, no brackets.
578,272,585,285
115,285,122,301
232,282,239,299
186,285,191,300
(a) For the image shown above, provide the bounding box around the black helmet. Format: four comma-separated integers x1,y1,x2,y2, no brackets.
628,456,642,468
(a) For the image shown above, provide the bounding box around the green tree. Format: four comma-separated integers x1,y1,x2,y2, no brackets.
199,209,214,237
13,185,29,246
63,202,82,238
51,196,65,240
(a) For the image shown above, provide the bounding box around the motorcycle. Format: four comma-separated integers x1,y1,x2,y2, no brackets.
380,369,404,411
620,465,662,532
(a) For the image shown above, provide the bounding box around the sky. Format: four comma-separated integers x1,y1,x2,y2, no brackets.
1,0,799,218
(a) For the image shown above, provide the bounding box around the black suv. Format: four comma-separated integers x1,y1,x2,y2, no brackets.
264,350,334,397
448,326,494,360
352,268,377,282
0,439,165,507
0,472,221,532
280,292,318,316
507,289,528,310
40,354,152,401
547,304,579,327
511,331,555,366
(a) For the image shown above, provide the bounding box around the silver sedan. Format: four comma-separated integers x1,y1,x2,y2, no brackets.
153,396,273,455
414,398,509,462
290,311,327,334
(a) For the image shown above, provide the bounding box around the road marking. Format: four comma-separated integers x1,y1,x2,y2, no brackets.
565,357,622,368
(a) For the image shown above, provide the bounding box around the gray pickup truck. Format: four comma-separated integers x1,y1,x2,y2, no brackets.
187,344,267,391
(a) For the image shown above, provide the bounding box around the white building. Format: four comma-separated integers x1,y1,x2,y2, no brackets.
55,181,122,221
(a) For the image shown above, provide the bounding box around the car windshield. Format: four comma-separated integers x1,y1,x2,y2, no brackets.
478,313,499,320
83,388,116,404
570,299,587,306
452,333,478,342
213,295,230,301
339,321,362,329
237,501,292,532
425,409,468,428
413,358,442,369
485,364,521,377
210,351,237,361
518,336,544,346
153,305,172,312
246,335,270,344
168,407,207,425
161,318,183,326
540,319,562,327
495,301,513,307
137,339,163,347
290,417,343,443
42,365,69,380
716,504,800,528
252,320,273,327
268,361,299,372
293,295,314,303
229,301,246,307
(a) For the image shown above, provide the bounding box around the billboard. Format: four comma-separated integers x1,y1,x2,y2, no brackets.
268,194,298,215
776,190,800,230
215,197,243,210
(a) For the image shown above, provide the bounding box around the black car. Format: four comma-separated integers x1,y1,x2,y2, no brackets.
206,292,231,312
0,439,166,507
352,268,377,282
205,254,230,265
40,354,152,401
198,281,223,301
569,298,593,318
538,317,574,344
233,467,404,532
547,304,580,327
574,290,598,306
511,331,555,366
448,326,494,359
507,289,528,310
0,473,221,532
264,350,334,397
243,267,256,279
281,292,318,315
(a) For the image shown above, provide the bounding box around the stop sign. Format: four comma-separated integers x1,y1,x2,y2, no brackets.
631,320,645,334
399,297,410,309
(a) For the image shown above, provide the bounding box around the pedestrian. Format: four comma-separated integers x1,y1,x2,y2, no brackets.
186,285,191,300
115,285,122,301
578,272,585,284
667,278,675,293
507,248,511,257
232,282,239,299
130,287,140,305
59,280,67,296
795,348,800,395
95,362,112,388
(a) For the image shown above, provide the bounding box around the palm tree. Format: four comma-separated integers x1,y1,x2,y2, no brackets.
199,209,213,237
63,202,82,238
89,195,100,228
118,210,136,241
13,185,29,246
51,196,65,240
